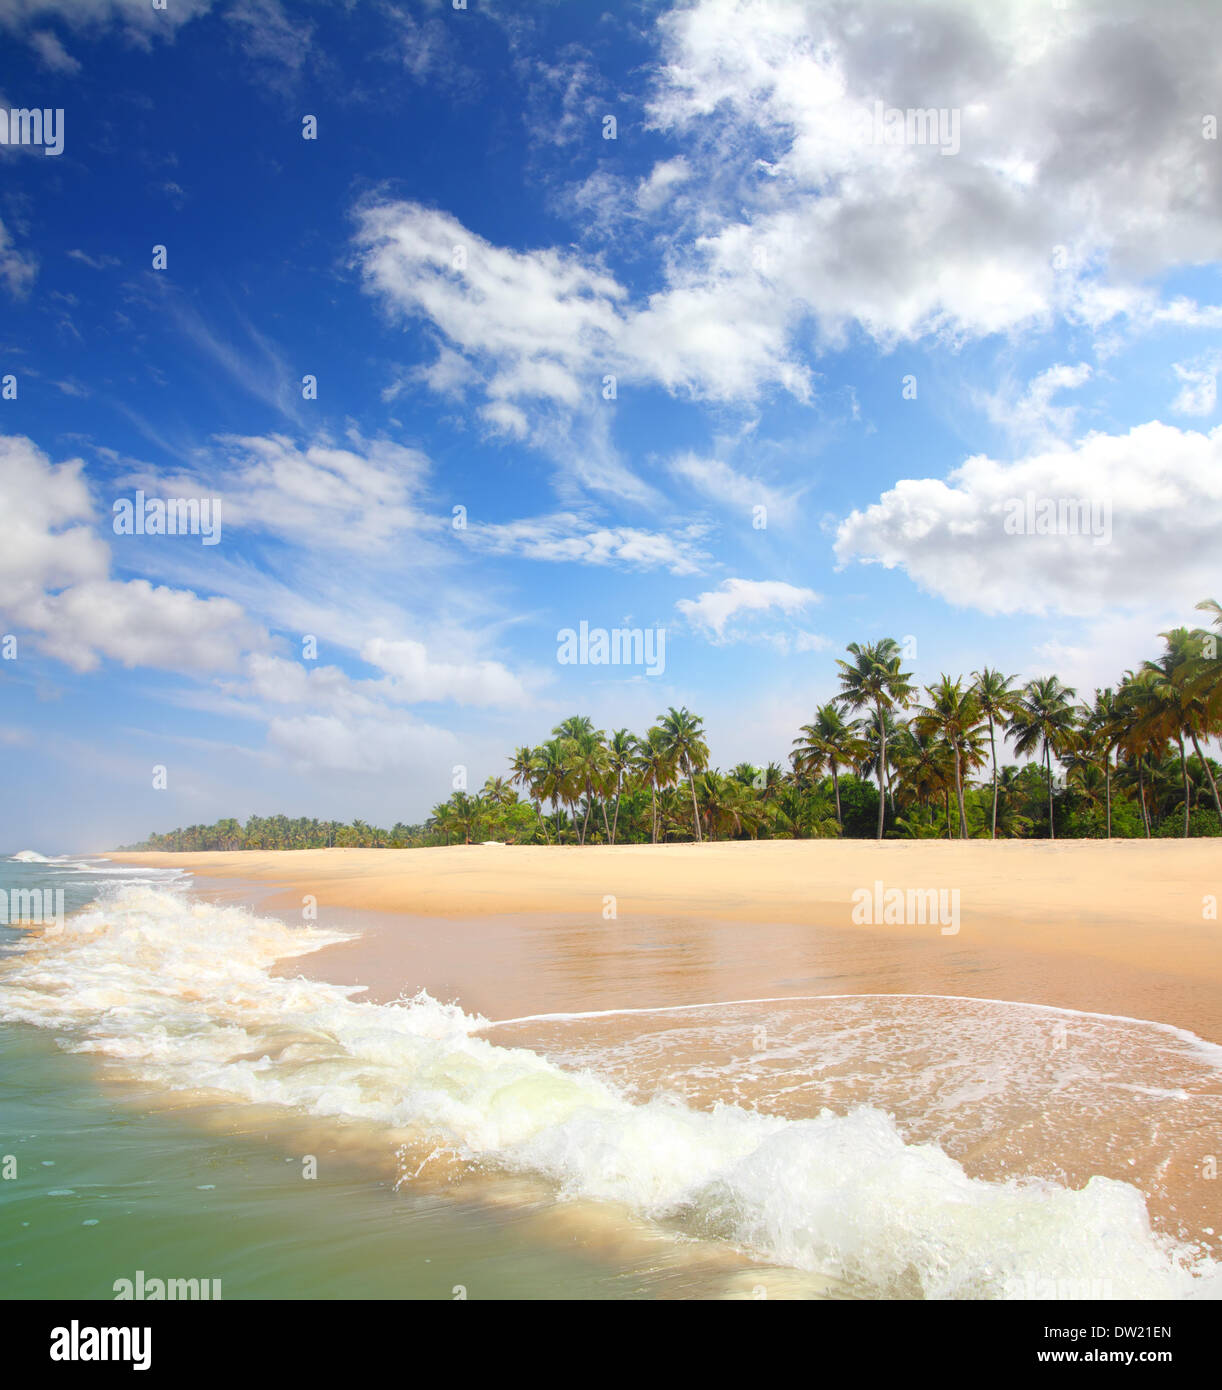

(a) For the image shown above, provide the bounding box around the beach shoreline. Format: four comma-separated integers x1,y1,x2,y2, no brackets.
103,841,1222,1044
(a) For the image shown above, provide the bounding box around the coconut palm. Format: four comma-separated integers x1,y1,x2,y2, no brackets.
658,706,710,842
792,702,863,828
509,745,550,843
1141,629,1222,832
532,738,573,842
835,640,913,839
633,726,676,845
912,676,985,840
1077,689,1122,838
1007,676,1078,839
972,668,1021,839
605,729,635,845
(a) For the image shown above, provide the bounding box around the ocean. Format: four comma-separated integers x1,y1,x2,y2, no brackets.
1,853,1219,1301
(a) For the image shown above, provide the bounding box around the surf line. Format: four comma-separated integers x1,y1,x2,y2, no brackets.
480,992,1222,1059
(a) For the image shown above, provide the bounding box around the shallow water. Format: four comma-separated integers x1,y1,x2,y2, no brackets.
0,856,1219,1300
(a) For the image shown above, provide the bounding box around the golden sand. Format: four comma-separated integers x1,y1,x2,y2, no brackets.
105,840,1222,1042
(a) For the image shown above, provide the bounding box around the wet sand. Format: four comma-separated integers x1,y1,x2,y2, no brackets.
106,841,1222,1043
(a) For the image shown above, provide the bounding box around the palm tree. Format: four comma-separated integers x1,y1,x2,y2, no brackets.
1007,676,1078,839
891,723,956,833
533,738,572,843
913,676,984,840
605,729,635,845
1141,629,1222,832
1077,689,1122,838
972,668,1020,839
571,729,609,844
633,726,675,845
792,702,862,827
509,745,549,843
836,640,914,839
1116,669,1164,837
658,706,709,842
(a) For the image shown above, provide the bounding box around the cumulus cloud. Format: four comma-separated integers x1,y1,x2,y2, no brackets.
0,434,259,673
641,0,1222,355
834,421,1222,617
677,577,820,640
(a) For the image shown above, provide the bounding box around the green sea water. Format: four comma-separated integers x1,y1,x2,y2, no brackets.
0,858,668,1301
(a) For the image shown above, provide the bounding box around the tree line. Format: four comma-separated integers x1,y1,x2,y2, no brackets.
123,600,1222,850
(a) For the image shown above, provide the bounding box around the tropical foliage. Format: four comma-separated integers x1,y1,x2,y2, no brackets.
124,605,1222,849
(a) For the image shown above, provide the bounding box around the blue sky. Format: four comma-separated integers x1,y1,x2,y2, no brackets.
1,0,1220,850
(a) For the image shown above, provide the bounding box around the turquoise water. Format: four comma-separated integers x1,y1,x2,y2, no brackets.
0,857,682,1300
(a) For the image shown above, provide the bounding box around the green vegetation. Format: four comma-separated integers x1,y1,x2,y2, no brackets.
124,604,1222,850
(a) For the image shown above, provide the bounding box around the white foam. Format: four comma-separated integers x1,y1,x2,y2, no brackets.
0,882,1217,1300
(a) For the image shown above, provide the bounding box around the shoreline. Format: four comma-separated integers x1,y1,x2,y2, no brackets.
104,841,1222,1044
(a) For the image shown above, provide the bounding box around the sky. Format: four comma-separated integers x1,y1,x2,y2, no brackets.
0,0,1220,851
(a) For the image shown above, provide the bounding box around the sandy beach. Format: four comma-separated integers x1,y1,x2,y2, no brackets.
105,840,1222,1042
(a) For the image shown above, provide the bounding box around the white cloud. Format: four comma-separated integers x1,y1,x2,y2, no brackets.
636,0,1222,359
1171,356,1220,417
28,28,79,71
361,636,530,707
463,511,710,575
0,433,258,674
668,451,799,520
980,363,1093,446
266,711,459,775
677,577,820,640
0,0,212,42
0,219,37,298
34,579,255,674
636,156,692,213
834,420,1222,617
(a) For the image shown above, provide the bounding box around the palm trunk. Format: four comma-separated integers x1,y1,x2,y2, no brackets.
580,780,593,845
1045,742,1055,840
1104,753,1111,839
1137,758,1151,838
600,795,611,843
687,762,702,843
1188,730,1222,820
1178,736,1190,837
988,715,999,840
611,779,622,845
831,763,842,826
954,745,967,840
875,700,886,840
650,780,658,844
